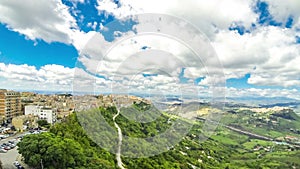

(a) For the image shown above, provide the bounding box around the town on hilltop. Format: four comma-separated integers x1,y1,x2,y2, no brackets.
0,89,151,134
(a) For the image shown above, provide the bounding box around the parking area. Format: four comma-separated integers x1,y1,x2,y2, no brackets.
0,137,19,169
0,145,19,169
0,129,47,169
0,133,28,169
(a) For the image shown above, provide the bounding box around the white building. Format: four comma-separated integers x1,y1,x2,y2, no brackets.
25,105,56,124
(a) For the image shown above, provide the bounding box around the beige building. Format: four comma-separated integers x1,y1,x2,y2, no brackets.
0,89,22,123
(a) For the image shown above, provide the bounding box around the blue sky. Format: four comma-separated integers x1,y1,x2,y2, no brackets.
0,0,299,99
0,24,78,68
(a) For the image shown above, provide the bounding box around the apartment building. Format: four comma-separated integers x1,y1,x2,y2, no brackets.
24,105,57,124
0,89,22,123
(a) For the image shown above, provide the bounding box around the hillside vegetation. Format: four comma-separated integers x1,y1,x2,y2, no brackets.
18,103,300,169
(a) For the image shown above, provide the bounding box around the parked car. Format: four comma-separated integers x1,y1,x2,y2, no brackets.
13,161,20,167
18,165,25,169
8,140,15,144
3,146,11,150
8,143,16,149
2,143,9,146
0,148,7,153
17,134,24,138
0,134,8,139
13,161,25,169
32,131,40,134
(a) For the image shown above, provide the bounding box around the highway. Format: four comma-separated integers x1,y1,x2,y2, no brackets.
196,116,300,149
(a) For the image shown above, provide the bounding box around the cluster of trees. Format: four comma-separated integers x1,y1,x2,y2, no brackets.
18,132,86,169
18,113,116,169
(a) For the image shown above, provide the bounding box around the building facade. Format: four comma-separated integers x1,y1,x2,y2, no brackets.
25,105,57,124
0,89,22,123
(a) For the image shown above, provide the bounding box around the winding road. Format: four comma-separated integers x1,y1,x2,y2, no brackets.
113,109,125,169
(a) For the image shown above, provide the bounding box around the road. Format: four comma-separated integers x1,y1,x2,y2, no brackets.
113,109,125,169
224,125,273,141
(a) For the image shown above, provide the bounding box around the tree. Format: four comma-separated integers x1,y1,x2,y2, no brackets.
37,120,50,129
17,132,86,169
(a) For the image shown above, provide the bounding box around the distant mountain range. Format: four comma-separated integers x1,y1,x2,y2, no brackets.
226,96,300,105
225,96,300,115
